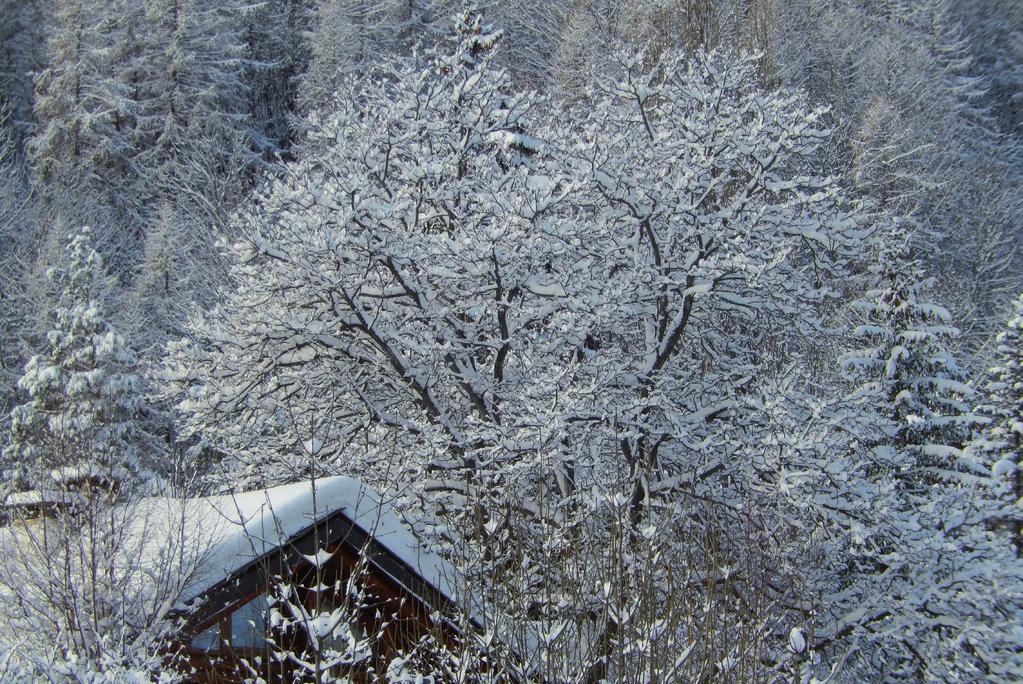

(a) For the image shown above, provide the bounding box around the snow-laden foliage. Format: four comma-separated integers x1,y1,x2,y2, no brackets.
165,17,869,679
133,0,257,198
4,227,149,493
0,492,208,683
841,242,979,465
0,112,35,418
954,0,1023,136
0,0,47,138
241,0,310,157
0,3,1019,682
23,0,274,301
826,241,1023,681
769,0,1023,347
243,549,375,682
29,0,145,265
970,295,1023,554
298,0,434,112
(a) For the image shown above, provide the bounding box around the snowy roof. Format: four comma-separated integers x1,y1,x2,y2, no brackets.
0,478,463,621
48,464,117,483
163,476,462,608
161,478,514,655
1,467,115,509
0,478,524,665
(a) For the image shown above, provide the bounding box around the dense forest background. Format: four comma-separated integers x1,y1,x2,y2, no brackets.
0,0,1021,681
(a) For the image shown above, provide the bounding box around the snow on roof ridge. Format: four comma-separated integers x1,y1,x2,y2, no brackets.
171,475,463,610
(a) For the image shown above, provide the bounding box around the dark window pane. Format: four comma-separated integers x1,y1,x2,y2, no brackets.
230,594,269,649
190,624,219,652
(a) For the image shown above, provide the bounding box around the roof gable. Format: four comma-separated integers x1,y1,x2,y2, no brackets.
172,478,469,632
162,477,460,610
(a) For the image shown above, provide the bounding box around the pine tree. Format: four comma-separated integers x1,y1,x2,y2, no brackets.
952,0,1023,136
125,203,199,356
769,0,1023,347
0,0,48,141
299,0,428,113
133,0,256,205
30,0,141,237
842,240,979,477
4,227,147,497
970,294,1023,555
834,239,1022,680
240,0,310,157
0,107,35,418
0,227,195,677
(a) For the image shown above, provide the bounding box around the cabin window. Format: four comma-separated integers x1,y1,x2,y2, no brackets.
229,594,269,649
190,624,220,652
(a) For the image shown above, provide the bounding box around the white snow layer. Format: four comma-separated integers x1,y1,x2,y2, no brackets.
129,476,462,608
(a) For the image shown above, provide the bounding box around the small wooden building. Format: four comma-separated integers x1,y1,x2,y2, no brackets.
160,478,472,683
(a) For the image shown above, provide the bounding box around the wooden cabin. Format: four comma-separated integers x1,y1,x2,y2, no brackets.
157,478,473,683
0,476,502,682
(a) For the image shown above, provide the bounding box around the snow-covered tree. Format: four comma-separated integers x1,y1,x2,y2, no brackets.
549,2,610,98
0,0,48,144
241,0,310,157
474,0,568,90
829,241,1023,680
0,470,207,681
0,109,37,419
165,13,866,677
125,201,231,362
4,227,150,495
953,0,1023,137
298,0,431,113
29,0,143,258
166,10,544,490
133,0,257,208
767,0,1023,349
842,245,978,465
970,295,1023,555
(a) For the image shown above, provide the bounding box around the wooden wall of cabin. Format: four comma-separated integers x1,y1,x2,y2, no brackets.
168,537,461,683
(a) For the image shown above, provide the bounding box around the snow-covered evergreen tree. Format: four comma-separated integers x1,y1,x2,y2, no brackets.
970,294,1023,555
768,0,1023,349
4,227,148,495
30,0,143,263
831,240,1023,680
0,0,48,143
299,0,430,113
842,244,978,469
133,0,257,207
241,0,310,157
953,0,1023,137
0,109,36,419
125,202,228,361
